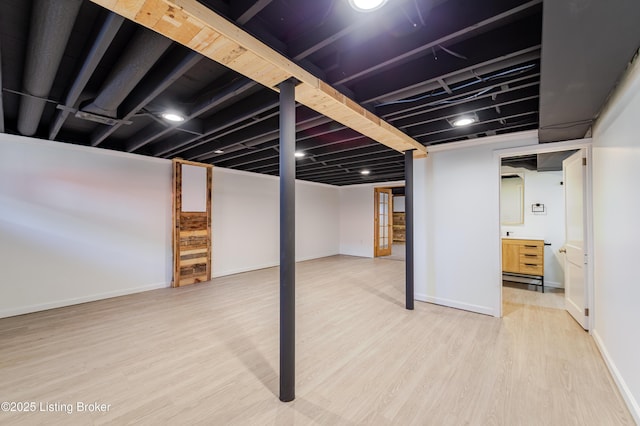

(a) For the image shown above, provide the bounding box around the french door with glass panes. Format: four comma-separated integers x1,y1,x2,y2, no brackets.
374,188,393,257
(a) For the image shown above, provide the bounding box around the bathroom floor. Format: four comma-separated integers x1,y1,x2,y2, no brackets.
503,281,565,310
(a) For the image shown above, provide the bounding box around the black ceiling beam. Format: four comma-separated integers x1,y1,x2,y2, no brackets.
423,120,538,146
194,113,333,161
410,99,539,138
417,112,538,142
214,149,279,169
378,66,539,118
126,77,256,152
297,161,403,179
302,142,402,162
368,48,540,107
329,0,541,86
240,143,392,171
296,157,402,180
317,170,406,186
231,0,274,25
393,86,540,130
210,130,369,166
297,152,403,172
91,49,202,147
354,16,542,104
153,90,279,157
382,72,539,122
288,0,414,61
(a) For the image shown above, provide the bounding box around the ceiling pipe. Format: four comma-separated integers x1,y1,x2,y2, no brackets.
49,12,125,140
17,0,83,136
81,28,172,119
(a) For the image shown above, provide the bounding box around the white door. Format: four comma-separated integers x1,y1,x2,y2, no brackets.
562,150,588,329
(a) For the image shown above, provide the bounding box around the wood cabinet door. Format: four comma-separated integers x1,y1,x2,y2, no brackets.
502,241,520,273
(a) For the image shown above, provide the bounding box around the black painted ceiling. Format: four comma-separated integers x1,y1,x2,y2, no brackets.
0,0,553,185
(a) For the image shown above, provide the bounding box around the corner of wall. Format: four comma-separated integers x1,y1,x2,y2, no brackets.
592,330,640,424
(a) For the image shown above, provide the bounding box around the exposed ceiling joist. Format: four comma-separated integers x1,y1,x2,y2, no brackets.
331,0,542,86
231,0,273,25
92,49,202,147
89,0,427,158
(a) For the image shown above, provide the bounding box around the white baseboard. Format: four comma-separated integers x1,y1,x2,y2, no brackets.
592,330,640,424
0,281,171,319
415,293,496,317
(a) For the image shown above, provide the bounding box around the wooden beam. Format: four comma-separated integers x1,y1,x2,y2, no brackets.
89,0,428,157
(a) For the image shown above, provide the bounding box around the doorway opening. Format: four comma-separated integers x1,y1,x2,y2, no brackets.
374,186,406,261
498,142,593,330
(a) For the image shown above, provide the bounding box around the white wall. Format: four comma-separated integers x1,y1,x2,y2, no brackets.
338,181,404,257
0,134,173,318
212,168,340,277
413,132,539,316
0,135,340,317
501,168,566,288
393,195,405,212
591,57,640,423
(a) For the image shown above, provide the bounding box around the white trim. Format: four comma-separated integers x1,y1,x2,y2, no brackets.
0,282,171,319
415,293,497,317
495,137,592,158
592,331,640,424
426,130,538,153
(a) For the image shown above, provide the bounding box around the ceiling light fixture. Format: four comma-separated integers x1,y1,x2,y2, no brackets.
361,169,371,175
348,0,388,12
214,150,224,154
161,112,185,122
295,151,305,158
452,116,476,127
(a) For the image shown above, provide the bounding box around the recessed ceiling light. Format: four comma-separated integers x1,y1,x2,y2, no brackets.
161,112,185,122
348,0,387,12
452,116,476,127
214,150,224,154
361,169,371,175
294,151,305,158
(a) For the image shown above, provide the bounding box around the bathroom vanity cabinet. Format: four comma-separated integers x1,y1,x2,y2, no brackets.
502,238,545,292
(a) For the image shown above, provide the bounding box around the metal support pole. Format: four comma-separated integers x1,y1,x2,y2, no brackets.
405,150,415,310
279,78,296,402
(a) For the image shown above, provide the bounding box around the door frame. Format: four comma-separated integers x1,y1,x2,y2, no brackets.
373,185,405,257
494,138,595,331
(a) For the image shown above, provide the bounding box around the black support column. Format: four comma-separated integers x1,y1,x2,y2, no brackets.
405,150,414,310
279,78,296,402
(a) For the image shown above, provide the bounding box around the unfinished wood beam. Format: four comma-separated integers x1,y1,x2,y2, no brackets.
89,0,428,158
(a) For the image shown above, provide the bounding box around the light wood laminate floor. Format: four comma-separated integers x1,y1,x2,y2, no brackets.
0,256,634,425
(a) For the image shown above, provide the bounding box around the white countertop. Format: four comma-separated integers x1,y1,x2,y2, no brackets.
502,236,545,241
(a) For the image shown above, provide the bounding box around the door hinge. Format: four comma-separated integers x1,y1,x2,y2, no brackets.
582,158,587,166
585,308,589,317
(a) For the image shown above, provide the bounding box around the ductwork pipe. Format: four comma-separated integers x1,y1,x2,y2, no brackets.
81,29,172,118
17,0,83,136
